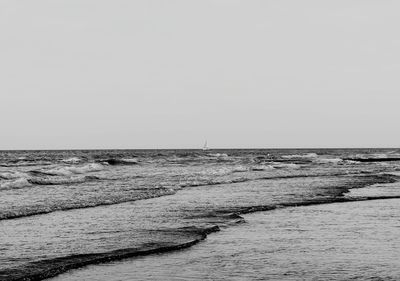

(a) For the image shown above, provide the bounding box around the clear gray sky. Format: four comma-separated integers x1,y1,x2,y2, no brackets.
1,0,399,149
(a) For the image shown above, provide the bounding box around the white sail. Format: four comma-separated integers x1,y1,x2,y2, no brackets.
202,140,210,151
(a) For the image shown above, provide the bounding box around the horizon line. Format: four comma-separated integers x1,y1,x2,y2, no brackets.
0,147,399,152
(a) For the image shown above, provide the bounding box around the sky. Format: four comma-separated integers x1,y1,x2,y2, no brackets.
1,0,400,149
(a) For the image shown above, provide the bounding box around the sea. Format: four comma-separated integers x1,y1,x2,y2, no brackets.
1,149,400,280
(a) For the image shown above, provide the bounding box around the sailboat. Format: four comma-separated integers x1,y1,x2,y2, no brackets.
202,140,210,151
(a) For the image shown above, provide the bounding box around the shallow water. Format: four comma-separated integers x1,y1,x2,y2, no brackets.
52,197,400,281
1,149,400,280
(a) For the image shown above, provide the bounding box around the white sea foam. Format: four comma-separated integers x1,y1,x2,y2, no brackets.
207,153,229,158
343,160,360,165
40,163,104,176
0,171,28,180
61,157,81,163
0,178,31,190
120,158,139,164
281,153,318,159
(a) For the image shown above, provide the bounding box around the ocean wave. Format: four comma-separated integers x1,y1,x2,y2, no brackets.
253,155,269,161
315,158,343,164
2,172,392,220
0,188,176,220
175,171,376,190
0,225,220,281
178,172,364,189
232,166,248,173
343,157,400,163
281,153,318,159
0,161,53,167
367,153,390,159
250,165,274,171
0,164,104,189
197,174,399,218
0,178,31,190
31,163,104,176
179,177,250,188
61,157,82,164
236,195,400,215
343,160,360,165
27,176,98,186
349,152,400,160
207,153,229,158
196,166,249,177
66,163,104,174
0,171,29,180
102,158,139,165
197,167,232,176
271,163,300,169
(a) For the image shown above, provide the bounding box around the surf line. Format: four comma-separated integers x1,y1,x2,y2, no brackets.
2,174,399,280
0,226,220,281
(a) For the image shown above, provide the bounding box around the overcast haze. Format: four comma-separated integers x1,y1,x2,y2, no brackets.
1,0,400,149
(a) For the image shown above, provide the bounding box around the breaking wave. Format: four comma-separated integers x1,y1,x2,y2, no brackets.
28,176,99,186
0,226,220,281
61,157,82,164
0,171,29,180
0,187,176,220
31,163,104,176
281,153,318,159
0,178,31,190
102,158,139,165
207,153,229,158
2,172,382,218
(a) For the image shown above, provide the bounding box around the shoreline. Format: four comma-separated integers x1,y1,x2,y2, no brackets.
4,192,400,280
50,197,400,281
